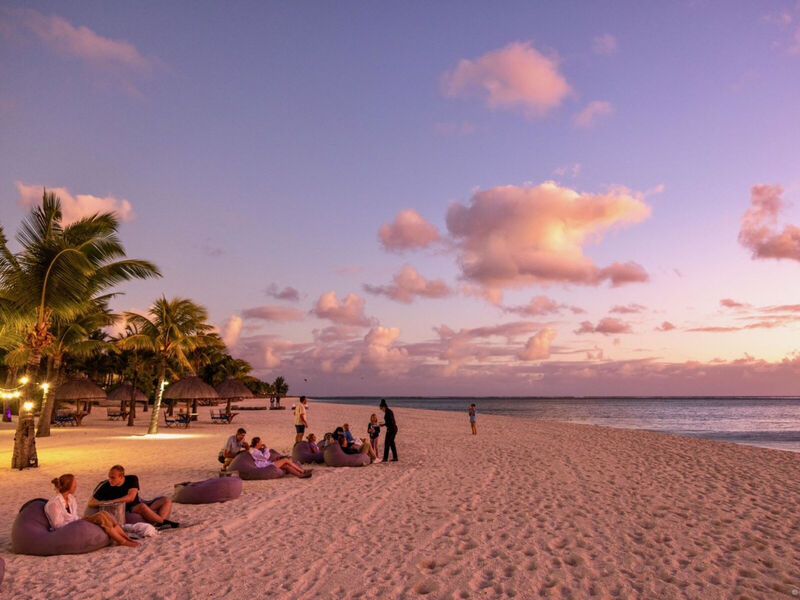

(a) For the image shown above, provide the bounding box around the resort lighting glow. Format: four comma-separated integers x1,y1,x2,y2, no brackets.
19,376,29,385
40,382,49,391
23,401,34,411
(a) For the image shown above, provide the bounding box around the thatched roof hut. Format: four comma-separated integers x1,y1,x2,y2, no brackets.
55,378,107,413
215,377,254,413
164,376,219,415
107,383,148,405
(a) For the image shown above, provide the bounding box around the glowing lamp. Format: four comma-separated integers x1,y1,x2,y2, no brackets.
19,376,29,385
23,401,34,412
40,383,50,392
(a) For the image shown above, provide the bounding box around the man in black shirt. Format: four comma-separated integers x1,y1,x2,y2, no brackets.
379,399,398,462
89,464,179,529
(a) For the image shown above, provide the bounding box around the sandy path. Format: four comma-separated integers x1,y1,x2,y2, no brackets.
0,400,798,599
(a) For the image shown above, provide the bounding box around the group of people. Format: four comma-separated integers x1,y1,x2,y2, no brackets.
44,464,180,549
219,427,313,478
294,397,399,463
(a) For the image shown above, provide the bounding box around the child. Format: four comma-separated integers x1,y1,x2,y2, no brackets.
469,404,477,435
367,413,380,456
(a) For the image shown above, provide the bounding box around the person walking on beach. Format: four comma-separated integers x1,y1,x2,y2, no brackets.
294,396,309,443
469,403,477,435
379,399,398,462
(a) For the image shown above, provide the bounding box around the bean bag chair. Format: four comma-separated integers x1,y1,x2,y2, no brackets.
292,441,324,464
324,442,371,467
228,451,285,480
12,499,110,556
173,477,243,504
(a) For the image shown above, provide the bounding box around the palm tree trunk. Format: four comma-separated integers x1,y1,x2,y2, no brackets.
2,368,14,422
36,354,61,437
127,367,138,427
147,363,166,435
13,354,41,467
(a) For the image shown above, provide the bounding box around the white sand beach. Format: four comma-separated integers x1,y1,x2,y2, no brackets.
0,399,798,600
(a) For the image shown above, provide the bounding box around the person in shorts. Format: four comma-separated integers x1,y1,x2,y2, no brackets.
294,396,308,443
89,465,178,530
469,403,477,435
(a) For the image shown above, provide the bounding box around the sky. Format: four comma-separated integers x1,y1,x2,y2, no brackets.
2,1,800,396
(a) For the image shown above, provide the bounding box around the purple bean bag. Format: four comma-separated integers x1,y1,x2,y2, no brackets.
228,451,285,480
324,442,371,467
12,499,110,556
292,441,324,464
173,477,243,504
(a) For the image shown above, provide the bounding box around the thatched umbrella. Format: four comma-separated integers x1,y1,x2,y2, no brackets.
163,376,219,418
214,377,254,414
55,378,107,414
107,383,148,409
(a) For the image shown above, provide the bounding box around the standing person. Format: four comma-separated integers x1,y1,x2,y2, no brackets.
379,399,398,462
46,474,139,547
469,403,477,435
89,465,179,529
294,396,308,443
219,427,249,470
367,413,380,457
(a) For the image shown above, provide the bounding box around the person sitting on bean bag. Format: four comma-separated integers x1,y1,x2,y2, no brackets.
338,432,379,462
90,465,179,530
250,437,312,478
307,433,320,453
46,474,138,548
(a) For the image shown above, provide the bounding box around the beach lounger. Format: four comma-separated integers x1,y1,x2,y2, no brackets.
163,412,178,428
210,409,238,424
54,410,77,427
106,408,128,421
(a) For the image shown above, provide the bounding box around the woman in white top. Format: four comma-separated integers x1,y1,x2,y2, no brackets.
249,437,311,478
45,474,139,547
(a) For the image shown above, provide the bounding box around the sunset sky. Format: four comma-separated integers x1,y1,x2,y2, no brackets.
3,2,800,396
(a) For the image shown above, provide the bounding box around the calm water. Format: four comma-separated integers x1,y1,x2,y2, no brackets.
314,397,800,453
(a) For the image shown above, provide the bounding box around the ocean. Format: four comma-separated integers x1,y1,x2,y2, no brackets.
313,396,800,453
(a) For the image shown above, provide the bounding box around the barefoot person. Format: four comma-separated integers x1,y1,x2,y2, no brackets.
90,465,179,530
250,437,312,478
337,431,379,462
294,396,308,443
379,399,398,462
367,413,380,456
46,474,139,547
220,427,249,470
469,403,477,435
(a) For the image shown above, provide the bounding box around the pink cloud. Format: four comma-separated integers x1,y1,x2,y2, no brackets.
738,184,800,261
312,326,361,343
575,317,632,335
265,284,300,302
573,100,613,128
553,163,581,178
441,41,571,119
221,315,242,348
446,181,651,289
8,9,153,72
720,298,749,309
518,327,557,360
363,265,452,303
378,209,440,252
312,291,373,326
687,326,739,333
16,182,135,224
609,303,646,314
503,295,583,316
592,34,618,55
241,305,305,322
363,327,409,373
655,321,676,332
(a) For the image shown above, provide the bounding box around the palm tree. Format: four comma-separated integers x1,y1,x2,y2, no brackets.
121,297,216,434
273,376,289,406
35,300,117,435
0,191,159,447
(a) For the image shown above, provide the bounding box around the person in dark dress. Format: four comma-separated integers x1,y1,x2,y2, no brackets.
379,399,398,462
89,465,179,529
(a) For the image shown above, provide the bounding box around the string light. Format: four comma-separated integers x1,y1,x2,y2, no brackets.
0,378,51,400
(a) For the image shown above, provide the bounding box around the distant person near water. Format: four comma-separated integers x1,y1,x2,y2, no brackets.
469,403,477,435
379,399,398,462
295,396,308,443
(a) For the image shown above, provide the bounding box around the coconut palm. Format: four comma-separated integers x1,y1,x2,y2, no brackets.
121,296,216,434
0,190,159,446
35,300,117,435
